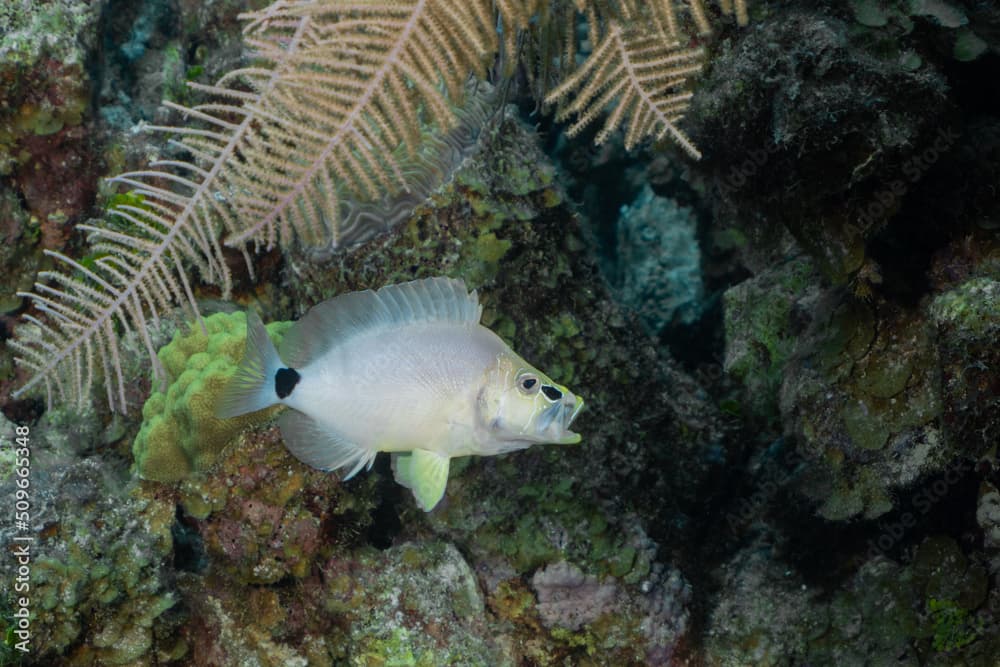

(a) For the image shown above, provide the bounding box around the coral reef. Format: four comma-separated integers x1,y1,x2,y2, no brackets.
705,533,997,666
722,239,998,521
780,291,945,520
0,457,178,665
848,0,1000,62
95,0,249,128
723,256,820,419
611,185,704,334
176,423,379,581
693,3,999,664
688,8,951,282
0,0,100,325
326,542,511,665
2,1,998,666
705,1,1000,521
530,559,691,663
532,561,619,631
928,271,1000,455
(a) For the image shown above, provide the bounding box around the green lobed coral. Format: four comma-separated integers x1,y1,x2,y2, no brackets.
848,0,997,62
724,254,963,520
781,296,943,520
132,310,292,483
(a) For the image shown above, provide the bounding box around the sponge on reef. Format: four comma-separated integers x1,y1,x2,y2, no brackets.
132,311,291,482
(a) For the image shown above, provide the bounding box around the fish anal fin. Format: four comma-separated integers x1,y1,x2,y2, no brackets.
278,410,375,479
391,449,450,512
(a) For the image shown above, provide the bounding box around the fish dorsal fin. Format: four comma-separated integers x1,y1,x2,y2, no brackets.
279,277,482,368
278,410,376,480
391,449,451,512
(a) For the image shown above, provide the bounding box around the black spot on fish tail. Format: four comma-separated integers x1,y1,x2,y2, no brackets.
275,367,301,399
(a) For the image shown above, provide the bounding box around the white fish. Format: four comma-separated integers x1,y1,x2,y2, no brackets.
217,277,584,511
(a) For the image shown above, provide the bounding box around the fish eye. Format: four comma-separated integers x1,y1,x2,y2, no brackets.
541,385,563,401
518,374,539,394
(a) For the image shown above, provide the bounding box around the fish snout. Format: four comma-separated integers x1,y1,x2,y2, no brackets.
553,388,584,444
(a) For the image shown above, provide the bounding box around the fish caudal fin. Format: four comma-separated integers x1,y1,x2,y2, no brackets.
216,309,285,418
278,410,376,479
391,449,451,512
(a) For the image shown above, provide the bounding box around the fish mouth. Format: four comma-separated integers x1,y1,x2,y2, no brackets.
538,394,584,444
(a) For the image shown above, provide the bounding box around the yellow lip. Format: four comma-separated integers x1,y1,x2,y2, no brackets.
558,431,582,445
557,395,584,444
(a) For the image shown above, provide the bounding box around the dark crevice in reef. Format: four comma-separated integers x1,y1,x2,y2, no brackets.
866,220,940,307
172,505,207,574
1,396,45,425
539,112,741,373
783,464,983,585
943,52,1000,115
871,111,1000,308
367,458,403,550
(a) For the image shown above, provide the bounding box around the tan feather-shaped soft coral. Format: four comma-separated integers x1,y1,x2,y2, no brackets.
11,0,749,413
544,20,705,157
12,0,503,413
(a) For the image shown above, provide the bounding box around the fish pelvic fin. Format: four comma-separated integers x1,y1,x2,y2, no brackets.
216,309,286,419
278,410,376,479
391,449,451,512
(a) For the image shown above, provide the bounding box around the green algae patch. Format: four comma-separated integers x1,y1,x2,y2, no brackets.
929,277,1000,337
21,463,178,664
333,542,511,666
132,311,292,483
841,397,891,451
927,598,981,652
724,256,819,419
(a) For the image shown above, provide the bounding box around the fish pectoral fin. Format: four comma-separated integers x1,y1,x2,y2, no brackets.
278,410,375,480
391,449,450,512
